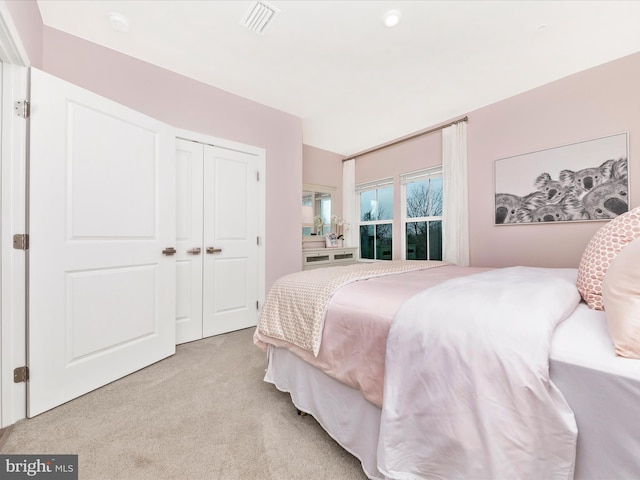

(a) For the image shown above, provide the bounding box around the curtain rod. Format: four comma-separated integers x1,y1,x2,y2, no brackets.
342,115,468,161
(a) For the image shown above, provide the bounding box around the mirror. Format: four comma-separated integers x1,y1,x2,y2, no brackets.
302,183,335,236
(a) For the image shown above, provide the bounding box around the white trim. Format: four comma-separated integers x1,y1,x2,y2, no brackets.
358,220,393,260
400,181,407,259
0,0,30,428
0,1,30,67
1,62,28,427
400,166,442,185
357,180,395,260
302,183,335,194
175,128,267,313
355,177,393,193
175,129,264,157
358,219,393,226
400,171,444,260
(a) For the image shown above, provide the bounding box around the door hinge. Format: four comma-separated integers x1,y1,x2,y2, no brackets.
256,236,260,246
256,301,259,310
13,233,29,250
14,366,29,383
256,171,260,181
15,100,30,119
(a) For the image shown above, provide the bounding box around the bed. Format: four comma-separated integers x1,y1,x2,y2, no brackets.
254,260,640,480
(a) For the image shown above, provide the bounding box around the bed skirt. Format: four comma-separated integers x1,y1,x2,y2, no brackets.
265,345,385,479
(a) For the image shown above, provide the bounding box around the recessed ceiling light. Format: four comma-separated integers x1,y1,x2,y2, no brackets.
108,12,130,33
383,10,402,28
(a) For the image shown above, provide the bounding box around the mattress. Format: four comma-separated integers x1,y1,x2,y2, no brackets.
550,302,640,480
265,293,640,480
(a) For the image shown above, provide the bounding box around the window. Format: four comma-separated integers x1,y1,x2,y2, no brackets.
357,178,393,260
401,168,443,261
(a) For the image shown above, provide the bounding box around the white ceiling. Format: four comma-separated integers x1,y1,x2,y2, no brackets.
36,0,640,156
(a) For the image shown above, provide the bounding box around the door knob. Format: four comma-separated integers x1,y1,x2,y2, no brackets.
187,247,202,255
162,247,177,256
206,247,222,254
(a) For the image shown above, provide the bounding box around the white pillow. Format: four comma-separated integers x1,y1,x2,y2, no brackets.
602,236,640,358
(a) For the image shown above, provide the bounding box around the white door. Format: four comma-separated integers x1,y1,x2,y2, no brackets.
175,139,204,344
176,142,259,342
28,69,176,417
203,146,259,337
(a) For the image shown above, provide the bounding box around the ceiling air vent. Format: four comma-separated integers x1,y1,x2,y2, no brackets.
241,1,280,35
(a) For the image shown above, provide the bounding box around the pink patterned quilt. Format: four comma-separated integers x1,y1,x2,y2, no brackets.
256,260,448,356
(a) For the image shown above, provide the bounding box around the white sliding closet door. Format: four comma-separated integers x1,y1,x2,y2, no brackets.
29,69,176,417
175,141,259,343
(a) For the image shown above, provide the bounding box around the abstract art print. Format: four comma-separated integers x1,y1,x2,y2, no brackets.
494,133,629,225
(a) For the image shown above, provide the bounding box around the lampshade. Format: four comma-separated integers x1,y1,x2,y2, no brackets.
302,205,314,225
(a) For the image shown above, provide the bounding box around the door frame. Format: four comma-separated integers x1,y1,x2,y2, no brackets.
0,2,29,427
175,129,266,316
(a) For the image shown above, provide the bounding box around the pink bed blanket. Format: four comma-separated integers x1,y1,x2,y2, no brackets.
255,263,489,407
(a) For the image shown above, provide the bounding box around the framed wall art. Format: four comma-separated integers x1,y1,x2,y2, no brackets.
494,132,629,225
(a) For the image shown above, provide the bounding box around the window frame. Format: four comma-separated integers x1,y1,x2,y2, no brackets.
356,177,394,261
400,167,443,261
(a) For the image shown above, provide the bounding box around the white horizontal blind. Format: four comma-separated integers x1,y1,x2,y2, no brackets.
400,166,442,185
356,177,393,193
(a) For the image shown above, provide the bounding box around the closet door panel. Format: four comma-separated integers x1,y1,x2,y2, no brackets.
213,258,248,311
175,139,204,344
202,146,259,337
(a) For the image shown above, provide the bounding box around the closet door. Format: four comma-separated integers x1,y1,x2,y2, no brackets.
175,139,204,344
202,146,259,337
29,69,176,417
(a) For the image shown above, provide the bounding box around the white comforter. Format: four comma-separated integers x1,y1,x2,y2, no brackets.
378,267,581,480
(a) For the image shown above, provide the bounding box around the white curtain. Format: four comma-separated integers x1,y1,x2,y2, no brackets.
442,122,470,266
342,158,357,247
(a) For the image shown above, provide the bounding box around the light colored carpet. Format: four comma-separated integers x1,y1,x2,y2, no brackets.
0,328,368,479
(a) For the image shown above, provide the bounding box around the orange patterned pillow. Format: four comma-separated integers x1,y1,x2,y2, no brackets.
576,206,640,310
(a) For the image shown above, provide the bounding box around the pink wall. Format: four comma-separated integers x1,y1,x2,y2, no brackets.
39,28,303,289
4,0,42,67
5,1,303,289
468,51,639,268
352,52,639,268
303,144,344,218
